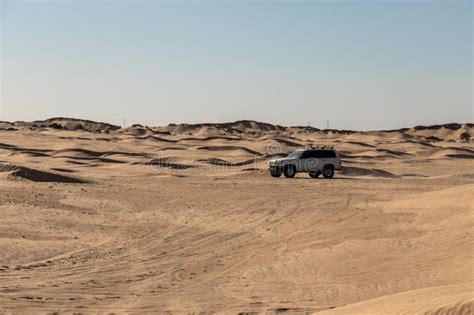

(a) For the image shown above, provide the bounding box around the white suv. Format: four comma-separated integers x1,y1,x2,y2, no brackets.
268,147,342,178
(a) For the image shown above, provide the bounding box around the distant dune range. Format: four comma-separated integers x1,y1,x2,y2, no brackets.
0,118,472,179
1,117,472,140
0,118,472,313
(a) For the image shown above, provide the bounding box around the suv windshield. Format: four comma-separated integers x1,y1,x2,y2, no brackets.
287,151,303,158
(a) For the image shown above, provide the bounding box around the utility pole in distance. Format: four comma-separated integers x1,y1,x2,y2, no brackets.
326,120,330,129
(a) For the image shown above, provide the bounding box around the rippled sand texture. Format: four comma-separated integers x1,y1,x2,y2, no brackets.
0,119,473,313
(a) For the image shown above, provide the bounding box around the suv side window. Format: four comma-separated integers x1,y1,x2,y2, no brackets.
301,150,312,159
313,150,324,158
322,150,336,158
302,150,336,159
308,150,319,158
311,150,336,158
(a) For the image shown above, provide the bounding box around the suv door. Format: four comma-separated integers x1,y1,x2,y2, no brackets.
320,150,336,167
312,150,325,171
301,150,319,172
296,150,309,172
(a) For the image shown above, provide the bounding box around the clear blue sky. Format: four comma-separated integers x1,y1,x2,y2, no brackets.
1,0,472,130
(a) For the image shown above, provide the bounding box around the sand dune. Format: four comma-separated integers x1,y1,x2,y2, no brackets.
11,117,121,132
341,166,399,178
0,119,472,313
197,145,263,156
0,163,88,183
318,282,473,315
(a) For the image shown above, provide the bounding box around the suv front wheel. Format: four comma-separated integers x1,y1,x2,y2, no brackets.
322,166,334,179
270,169,282,177
283,165,296,178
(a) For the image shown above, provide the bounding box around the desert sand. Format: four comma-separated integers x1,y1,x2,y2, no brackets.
0,118,473,313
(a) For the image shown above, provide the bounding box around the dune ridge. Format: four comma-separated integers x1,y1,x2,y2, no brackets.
0,163,89,183
3,118,472,142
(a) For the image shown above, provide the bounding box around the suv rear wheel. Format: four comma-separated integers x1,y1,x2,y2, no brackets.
322,165,334,179
309,171,320,178
283,165,296,178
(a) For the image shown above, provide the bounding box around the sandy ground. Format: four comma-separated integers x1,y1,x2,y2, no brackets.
0,122,473,313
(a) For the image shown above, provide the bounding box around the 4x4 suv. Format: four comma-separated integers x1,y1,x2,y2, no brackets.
268,146,342,179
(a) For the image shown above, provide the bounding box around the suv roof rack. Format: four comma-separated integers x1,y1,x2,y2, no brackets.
307,145,334,149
